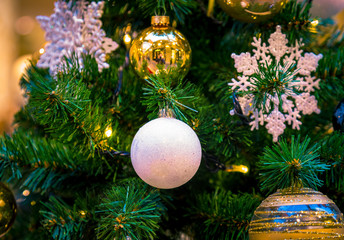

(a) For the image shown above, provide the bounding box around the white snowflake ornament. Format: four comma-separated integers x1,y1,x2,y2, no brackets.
37,0,118,76
229,26,323,142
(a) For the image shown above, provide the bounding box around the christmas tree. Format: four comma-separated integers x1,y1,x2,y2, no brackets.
2,0,344,239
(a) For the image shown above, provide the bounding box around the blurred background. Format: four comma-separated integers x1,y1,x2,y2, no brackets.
0,0,53,133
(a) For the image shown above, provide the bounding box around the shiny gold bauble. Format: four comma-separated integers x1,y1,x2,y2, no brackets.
249,188,344,239
0,183,16,237
129,16,191,80
216,0,287,23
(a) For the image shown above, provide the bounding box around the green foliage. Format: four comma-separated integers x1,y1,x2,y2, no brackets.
142,73,198,121
138,0,196,24
316,47,344,101
0,129,91,192
96,180,166,240
0,127,126,195
258,135,329,193
40,197,88,240
189,189,261,240
248,63,299,113
263,0,314,43
23,64,112,150
319,132,344,191
208,113,253,159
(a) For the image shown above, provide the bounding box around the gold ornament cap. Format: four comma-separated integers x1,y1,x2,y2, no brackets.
151,16,170,28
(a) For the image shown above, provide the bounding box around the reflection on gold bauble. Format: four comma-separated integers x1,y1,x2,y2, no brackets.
249,188,344,239
216,0,287,23
129,16,191,80
0,183,17,237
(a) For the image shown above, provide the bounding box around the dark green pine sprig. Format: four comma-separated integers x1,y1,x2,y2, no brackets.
40,189,100,240
269,0,313,41
96,180,166,240
258,135,329,193
209,112,253,159
319,132,344,192
189,189,261,240
0,129,110,194
245,62,299,114
142,72,199,122
40,196,88,240
138,0,196,24
22,63,113,151
315,47,344,101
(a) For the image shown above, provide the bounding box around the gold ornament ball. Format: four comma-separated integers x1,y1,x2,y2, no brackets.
249,188,344,239
0,183,17,237
216,0,287,23
129,16,192,80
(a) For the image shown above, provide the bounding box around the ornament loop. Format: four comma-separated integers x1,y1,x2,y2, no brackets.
159,107,175,118
151,16,170,28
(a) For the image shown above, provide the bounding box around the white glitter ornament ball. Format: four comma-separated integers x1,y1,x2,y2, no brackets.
130,117,202,189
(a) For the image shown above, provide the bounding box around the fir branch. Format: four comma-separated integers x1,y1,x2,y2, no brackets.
189,189,261,240
40,196,88,240
260,0,314,43
315,47,344,100
142,73,198,121
96,180,166,240
0,129,120,193
0,130,81,189
210,114,253,158
22,168,76,195
319,132,344,191
248,62,299,113
138,0,196,24
0,134,23,180
258,135,329,193
23,64,113,151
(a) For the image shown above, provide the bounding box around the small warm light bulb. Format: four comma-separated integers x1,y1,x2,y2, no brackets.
39,48,45,54
241,165,248,173
79,210,87,218
311,20,319,27
226,164,249,174
123,34,131,44
105,126,112,138
23,190,30,196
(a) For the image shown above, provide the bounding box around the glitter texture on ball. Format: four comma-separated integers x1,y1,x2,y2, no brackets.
249,188,344,239
130,117,202,189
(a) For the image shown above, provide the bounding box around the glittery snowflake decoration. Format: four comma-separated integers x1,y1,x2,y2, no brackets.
229,26,323,142
36,0,119,76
